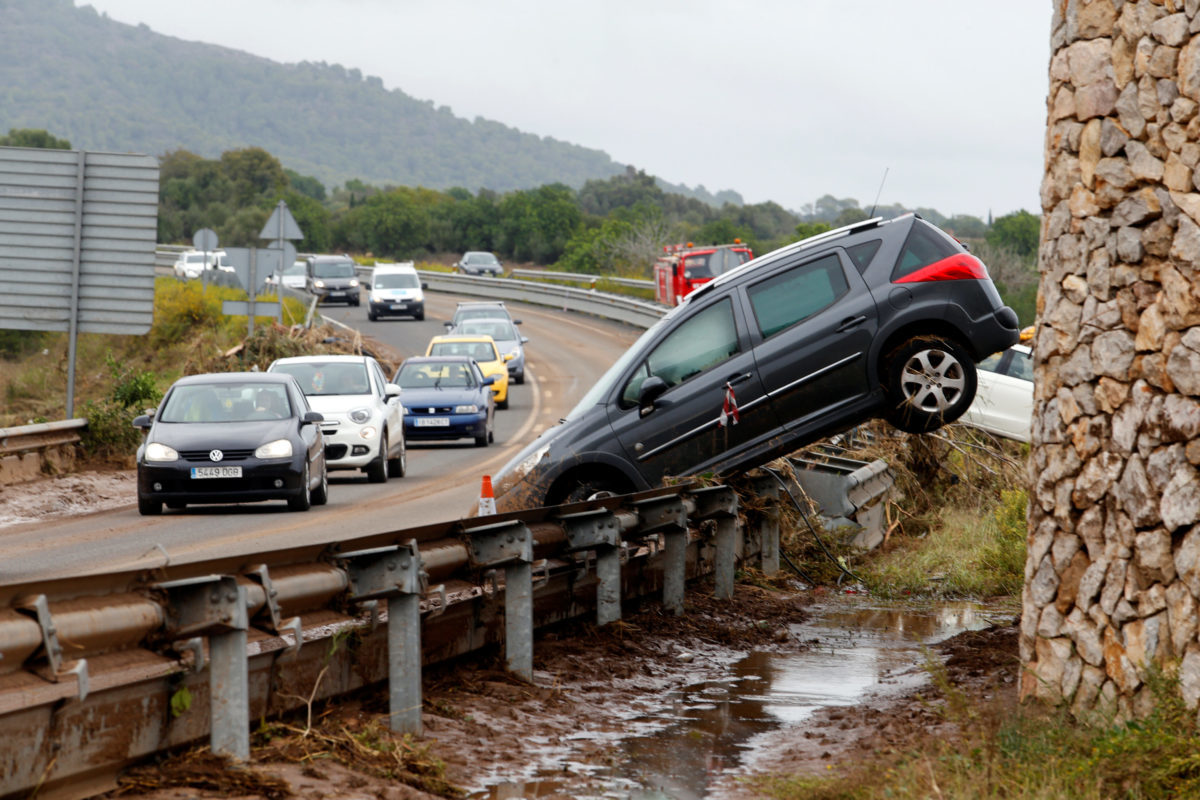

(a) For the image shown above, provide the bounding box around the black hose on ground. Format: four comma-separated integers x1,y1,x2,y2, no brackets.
761,466,865,585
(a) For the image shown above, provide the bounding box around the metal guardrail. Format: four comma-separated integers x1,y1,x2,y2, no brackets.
0,418,87,456
509,268,654,290
0,482,775,797
789,450,895,549
417,270,667,328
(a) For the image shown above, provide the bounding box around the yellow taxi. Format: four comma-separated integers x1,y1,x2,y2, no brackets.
424,335,512,408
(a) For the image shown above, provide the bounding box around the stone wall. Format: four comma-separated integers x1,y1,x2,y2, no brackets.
1025,0,1200,720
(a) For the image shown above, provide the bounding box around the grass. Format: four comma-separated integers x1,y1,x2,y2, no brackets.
747,666,1200,800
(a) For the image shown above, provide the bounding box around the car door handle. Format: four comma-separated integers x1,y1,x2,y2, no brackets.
837,315,868,332
726,372,753,386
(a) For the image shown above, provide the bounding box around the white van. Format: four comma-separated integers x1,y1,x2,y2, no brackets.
366,262,426,321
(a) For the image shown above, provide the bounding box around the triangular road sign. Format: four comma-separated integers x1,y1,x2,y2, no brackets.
259,200,304,241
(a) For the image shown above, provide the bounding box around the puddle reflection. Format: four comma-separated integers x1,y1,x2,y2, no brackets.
480,597,1004,800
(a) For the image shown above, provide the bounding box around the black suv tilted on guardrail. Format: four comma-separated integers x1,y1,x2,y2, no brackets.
494,213,1020,510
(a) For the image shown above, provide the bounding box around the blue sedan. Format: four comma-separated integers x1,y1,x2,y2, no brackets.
394,356,496,447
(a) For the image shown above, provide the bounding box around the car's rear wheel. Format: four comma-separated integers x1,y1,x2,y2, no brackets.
311,460,329,506
883,335,977,433
138,494,162,516
366,432,388,483
289,462,312,511
497,394,509,410
415,310,425,321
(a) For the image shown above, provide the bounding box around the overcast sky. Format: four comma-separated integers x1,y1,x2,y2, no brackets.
80,0,1051,220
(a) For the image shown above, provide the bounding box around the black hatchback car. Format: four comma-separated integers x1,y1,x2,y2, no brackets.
493,214,1020,510
134,372,328,515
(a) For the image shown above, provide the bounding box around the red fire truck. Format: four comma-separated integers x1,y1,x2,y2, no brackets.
653,240,755,305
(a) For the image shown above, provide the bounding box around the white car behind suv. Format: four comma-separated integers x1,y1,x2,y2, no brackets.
267,355,406,482
961,343,1032,442
173,250,231,280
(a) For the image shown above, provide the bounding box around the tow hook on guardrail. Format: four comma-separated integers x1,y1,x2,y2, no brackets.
248,564,303,662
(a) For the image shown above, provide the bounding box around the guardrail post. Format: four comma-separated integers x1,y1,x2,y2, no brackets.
691,487,741,600
632,493,689,615
209,582,250,760
339,542,428,736
752,476,781,575
464,521,534,681
557,509,622,625
157,575,251,760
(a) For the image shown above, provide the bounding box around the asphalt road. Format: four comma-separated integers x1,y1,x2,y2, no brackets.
0,292,641,583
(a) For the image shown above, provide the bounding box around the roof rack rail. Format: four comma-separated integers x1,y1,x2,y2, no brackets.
686,216,885,303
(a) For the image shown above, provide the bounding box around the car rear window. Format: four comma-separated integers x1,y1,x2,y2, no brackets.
846,240,882,273
891,222,959,281
747,253,849,339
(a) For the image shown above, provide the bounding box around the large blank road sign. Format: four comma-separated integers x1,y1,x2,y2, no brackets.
0,146,160,335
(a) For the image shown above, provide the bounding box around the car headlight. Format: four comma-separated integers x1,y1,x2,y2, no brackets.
358,426,377,440
314,279,326,288
348,407,371,423
255,439,293,459
516,444,550,477
145,442,178,462
454,404,479,414
349,278,360,287
507,347,521,358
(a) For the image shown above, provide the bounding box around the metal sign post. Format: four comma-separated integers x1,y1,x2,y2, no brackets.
260,200,304,323
193,228,218,291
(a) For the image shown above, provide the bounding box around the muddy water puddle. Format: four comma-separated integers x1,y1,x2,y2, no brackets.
477,596,1011,800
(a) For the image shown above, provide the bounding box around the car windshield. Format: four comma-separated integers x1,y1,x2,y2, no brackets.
457,321,515,341
374,273,419,289
314,262,356,278
158,382,292,423
464,253,499,265
564,310,676,422
430,341,497,362
284,264,305,276
271,362,372,396
396,362,476,389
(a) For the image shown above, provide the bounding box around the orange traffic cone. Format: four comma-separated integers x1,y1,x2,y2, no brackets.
478,475,497,516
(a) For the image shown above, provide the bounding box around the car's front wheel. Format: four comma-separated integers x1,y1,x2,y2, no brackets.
366,431,389,483
311,460,329,506
289,462,313,511
883,335,977,434
138,494,162,516
387,433,406,478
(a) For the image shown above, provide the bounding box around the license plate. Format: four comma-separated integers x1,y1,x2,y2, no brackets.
390,303,407,310
329,291,344,297
415,418,450,427
191,466,242,479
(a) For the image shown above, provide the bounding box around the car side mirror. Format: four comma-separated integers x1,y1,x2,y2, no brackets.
422,282,429,291
520,336,529,344
384,383,401,398
638,376,668,418
482,375,496,386
443,321,454,328
302,411,324,425
513,319,523,325
132,414,154,430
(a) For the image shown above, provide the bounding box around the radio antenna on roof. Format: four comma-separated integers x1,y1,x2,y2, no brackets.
869,167,890,218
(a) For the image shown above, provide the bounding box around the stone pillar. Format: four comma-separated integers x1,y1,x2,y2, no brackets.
1026,2,1200,722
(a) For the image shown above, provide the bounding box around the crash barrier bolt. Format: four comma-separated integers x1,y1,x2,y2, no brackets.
463,520,534,681
339,540,428,736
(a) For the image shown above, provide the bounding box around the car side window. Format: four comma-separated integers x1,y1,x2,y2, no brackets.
369,360,387,395
976,352,1004,373
620,299,739,406
747,253,848,339
891,222,958,281
846,240,882,274
1006,350,1033,381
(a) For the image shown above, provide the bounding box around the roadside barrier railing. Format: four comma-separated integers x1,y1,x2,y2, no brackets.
0,418,87,456
0,482,780,798
508,268,654,291
416,270,667,329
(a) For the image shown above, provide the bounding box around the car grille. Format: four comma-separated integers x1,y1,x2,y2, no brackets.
325,444,349,460
408,406,454,415
178,448,255,462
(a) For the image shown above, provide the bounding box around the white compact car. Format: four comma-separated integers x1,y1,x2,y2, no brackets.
267,355,406,482
173,250,231,280
961,344,1032,442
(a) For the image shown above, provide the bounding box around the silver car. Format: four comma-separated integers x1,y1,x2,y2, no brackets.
450,317,528,384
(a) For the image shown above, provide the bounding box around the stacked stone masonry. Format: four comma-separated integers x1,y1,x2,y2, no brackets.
1026,0,1200,720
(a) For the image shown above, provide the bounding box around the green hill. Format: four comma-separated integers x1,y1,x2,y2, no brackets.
0,0,641,194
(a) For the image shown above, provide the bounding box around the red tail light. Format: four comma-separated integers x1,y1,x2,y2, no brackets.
894,253,989,284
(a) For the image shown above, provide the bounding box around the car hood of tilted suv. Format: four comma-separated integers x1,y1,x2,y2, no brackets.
142,418,301,455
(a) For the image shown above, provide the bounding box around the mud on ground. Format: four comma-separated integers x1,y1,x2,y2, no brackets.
103,588,1019,800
